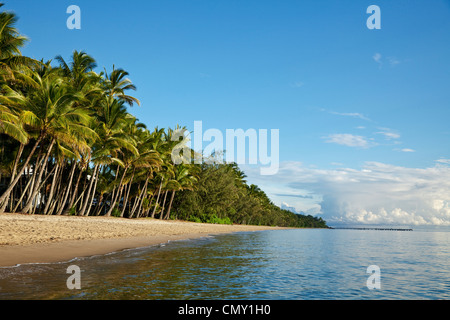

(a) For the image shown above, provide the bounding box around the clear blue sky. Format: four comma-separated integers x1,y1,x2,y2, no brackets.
6,1,450,225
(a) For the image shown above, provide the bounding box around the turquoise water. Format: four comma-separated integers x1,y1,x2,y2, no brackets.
0,228,449,299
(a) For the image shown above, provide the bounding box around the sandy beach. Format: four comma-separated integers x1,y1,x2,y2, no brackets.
0,213,285,267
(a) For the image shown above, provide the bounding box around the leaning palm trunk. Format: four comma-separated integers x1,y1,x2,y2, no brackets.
93,193,105,216
33,161,59,213
12,169,34,212
0,135,43,213
159,191,168,220
0,143,26,212
151,179,163,218
145,191,156,218
78,164,99,216
46,164,65,216
56,161,77,215
22,139,56,214
109,165,120,209
84,165,101,217
105,166,128,217
130,174,150,218
121,170,134,217
43,163,59,214
164,190,176,220
129,193,140,218
66,166,84,214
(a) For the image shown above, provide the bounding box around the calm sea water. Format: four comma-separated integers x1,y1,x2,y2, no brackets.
0,227,449,300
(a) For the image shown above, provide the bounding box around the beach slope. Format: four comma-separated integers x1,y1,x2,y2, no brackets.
0,213,285,267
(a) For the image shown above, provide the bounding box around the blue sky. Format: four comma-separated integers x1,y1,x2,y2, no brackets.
6,0,450,225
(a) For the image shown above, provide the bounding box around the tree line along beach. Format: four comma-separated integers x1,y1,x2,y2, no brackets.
0,3,327,267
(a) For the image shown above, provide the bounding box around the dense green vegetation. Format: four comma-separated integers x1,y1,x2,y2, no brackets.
0,4,327,228
173,163,327,227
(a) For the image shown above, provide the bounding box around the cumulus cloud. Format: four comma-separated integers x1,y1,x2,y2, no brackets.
245,161,450,226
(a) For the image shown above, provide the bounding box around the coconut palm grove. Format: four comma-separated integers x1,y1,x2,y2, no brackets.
0,4,327,228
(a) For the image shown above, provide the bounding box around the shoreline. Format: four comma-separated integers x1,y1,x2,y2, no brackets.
0,213,287,267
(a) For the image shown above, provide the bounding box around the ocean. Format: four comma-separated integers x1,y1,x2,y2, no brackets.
0,227,449,300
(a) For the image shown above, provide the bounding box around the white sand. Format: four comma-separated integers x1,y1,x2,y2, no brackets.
0,213,286,267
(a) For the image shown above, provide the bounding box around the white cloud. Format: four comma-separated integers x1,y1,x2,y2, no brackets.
379,132,400,139
375,128,401,140
245,161,450,226
330,111,371,121
373,53,404,68
373,53,382,62
325,133,370,148
400,148,416,153
373,53,382,67
387,56,400,66
320,109,371,121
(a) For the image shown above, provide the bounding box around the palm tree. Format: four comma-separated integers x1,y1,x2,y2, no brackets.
163,163,199,220
0,3,38,84
55,50,98,90
119,122,162,218
93,98,138,217
0,67,96,213
102,65,140,107
60,61,141,217
0,3,39,211
0,105,27,144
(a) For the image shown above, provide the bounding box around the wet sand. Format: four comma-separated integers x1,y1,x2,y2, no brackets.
0,213,285,267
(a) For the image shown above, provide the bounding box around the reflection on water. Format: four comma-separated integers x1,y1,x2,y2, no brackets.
1,229,449,299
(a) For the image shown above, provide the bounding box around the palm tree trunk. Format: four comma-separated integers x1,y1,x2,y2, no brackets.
0,135,43,213
43,163,59,214
106,166,128,217
131,174,150,218
94,193,104,216
56,161,77,215
67,165,83,214
31,160,59,213
109,165,120,210
84,165,101,217
3,143,25,212
23,138,56,214
121,170,134,217
12,170,34,212
73,178,89,213
151,179,163,218
159,191,168,220
136,188,149,218
47,162,65,216
25,154,42,207
130,194,140,218
164,190,176,220
10,144,25,182
79,164,99,216
119,183,129,218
